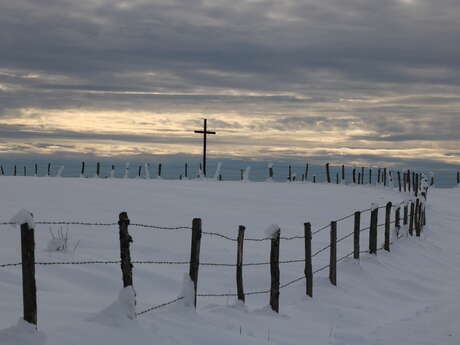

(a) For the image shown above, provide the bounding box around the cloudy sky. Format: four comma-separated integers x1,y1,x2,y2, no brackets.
1,0,459,168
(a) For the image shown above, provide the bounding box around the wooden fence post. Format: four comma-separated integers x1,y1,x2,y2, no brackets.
34,164,38,177
81,161,85,177
414,174,419,197
326,163,331,183
384,202,392,251
304,223,313,297
269,165,274,179
313,176,316,183
240,169,244,181
21,222,37,326
305,163,309,181
383,168,387,186
409,202,415,236
270,229,280,312
96,162,100,177
118,212,133,288
377,168,381,184
353,168,356,184
190,218,202,308
288,165,292,182
236,225,245,303
158,163,162,178
398,171,402,192
24,166,26,176
185,162,188,178
415,199,421,237
361,167,365,184
395,207,401,238
341,165,345,182
329,221,337,286
14,165,17,176
369,207,378,254
336,172,339,184
0,165,4,175
354,211,361,259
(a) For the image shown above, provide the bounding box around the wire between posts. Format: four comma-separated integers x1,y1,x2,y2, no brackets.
136,296,184,317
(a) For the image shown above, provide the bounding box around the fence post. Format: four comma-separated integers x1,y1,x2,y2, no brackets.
96,162,100,177
185,162,188,178
353,168,356,184
369,207,378,254
415,199,421,237
336,173,339,184
158,163,162,178
190,218,202,308
354,211,361,259
288,165,292,182
415,174,419,197
329,221,337,286
384,202,392,251
398,171,402,192
270,229,280,312
305,163,309,181
34,164,38,177
326,163,331,183
409,202,415,236
236,225,245,303
118,212,133,288
240,169,244,181
342,165,345,182
21,222,37,326
395,207,401,238
304,223,313,297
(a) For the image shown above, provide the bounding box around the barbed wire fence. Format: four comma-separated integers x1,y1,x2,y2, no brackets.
0,184,429,324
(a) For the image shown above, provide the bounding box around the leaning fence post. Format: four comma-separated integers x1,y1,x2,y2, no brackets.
190,218,202,308
384,202,392,251
270,228,280,313
304,223,313,297
329,221,337,286
118,212,133,288
369,206,378,254
354,211,361,259
236,225,245,303
409,202,415,236
21,221,37,326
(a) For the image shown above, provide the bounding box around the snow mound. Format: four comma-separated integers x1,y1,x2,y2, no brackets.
10,209,34,229
180,273,195,308
265,224,280,238
89,286,136,327
0,319,46,345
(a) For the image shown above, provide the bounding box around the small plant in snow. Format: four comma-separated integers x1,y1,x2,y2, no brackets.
47,226,74,252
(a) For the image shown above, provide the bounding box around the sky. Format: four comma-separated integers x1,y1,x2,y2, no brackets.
0,0,459,169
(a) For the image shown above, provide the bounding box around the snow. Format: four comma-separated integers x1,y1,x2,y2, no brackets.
265,224,280,238
9,209,35,229
0,319,46,345
1,176,460,344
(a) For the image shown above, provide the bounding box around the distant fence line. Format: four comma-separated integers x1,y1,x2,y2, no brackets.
0,181,429,328
0,161,458,188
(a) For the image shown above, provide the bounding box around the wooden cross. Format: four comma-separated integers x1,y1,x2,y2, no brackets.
194,119,216,176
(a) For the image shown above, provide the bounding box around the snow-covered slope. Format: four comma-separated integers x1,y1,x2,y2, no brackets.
0,177,458,345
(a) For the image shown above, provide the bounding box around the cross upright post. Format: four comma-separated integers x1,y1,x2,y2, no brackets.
194,119,216,176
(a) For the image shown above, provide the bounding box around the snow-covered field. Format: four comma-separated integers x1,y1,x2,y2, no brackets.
0,177,459,345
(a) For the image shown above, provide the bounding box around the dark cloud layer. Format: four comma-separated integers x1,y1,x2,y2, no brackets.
0,0,459,168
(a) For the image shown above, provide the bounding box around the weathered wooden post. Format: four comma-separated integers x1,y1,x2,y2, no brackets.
341,165,345,182
24,166,26,176
384,202,392,251
304,223,313,297
47,163,51,176
270,228,280,312
189,218,202,308
398,171,402,192
0,165,4,175
369,168,372,185
185,162,188,178
336,172,339,184
361,167,365,184
236,225,245,303
353,211,361,259
353,168,356,184
457,172,460,185
377,168,381,184
369,207,378,254
326,163,331,183
409,202,415,236
118,212,133,288
383,168,387,186
305,163,309,181
80,161,85,177
403,204,408,226
21,221,37,326
96,162,100,177
395,207,401,238
138,165,142,177
313,175,316,183
240,169,244,181
414,174,419,197
329,221,337,286
415,199,421,237
269,164,274,179
14,165,17,176
34,164,38,177
158,163,162,178
358,172,361,185
288,165,292,182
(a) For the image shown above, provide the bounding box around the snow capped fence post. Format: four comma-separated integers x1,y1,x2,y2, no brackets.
118,212,133,289
384,202,392,251
329,221,337,286
326,163,331,183
369,206,378,254
189,218,202,308
269,226,280,312
409,202,415,236
304,223,313,297
15,212,38,327
354,211,361,259
236,225,245,303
